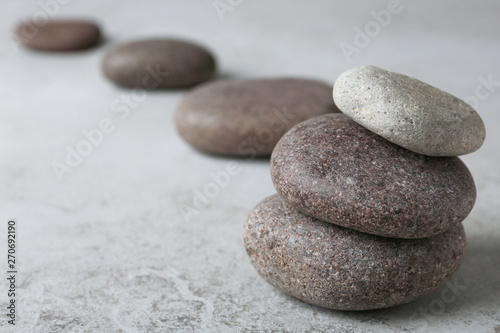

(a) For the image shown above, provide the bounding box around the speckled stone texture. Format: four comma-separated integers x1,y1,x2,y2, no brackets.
244,194,467,311
15,20,101,52
175,78,340,156
271,113,476,239
333,65,486,156
102,39,216,88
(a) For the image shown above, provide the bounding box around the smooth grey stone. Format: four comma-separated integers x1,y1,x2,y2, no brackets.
102,38,216,89
15,20,101,52
175,78,339,157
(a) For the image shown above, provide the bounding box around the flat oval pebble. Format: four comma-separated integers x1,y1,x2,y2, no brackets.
175,78,339,156
244,194,467,311
102,39,216,89
333,65,486,156
271,114,476,238
15,20,100,51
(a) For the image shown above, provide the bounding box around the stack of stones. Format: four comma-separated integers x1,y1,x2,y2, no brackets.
244,66,486,310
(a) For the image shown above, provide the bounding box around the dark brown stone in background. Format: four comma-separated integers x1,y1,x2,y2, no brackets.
244,194,467,311
175,78,340,157
271,113,476,239
102,39,216,89
15,20,101,51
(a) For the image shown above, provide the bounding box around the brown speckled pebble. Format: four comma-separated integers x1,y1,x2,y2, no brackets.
244,194,467,311
271,113,476,239
15,20,100,52
175,78,339,157
102,39,216,89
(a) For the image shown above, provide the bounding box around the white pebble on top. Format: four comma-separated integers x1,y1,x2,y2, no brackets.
333,65,486,157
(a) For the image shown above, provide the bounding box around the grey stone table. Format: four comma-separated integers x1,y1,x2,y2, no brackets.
0,1,499,332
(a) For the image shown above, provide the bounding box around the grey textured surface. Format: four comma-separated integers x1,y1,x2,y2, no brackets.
175,78,338,156
0,1,499,332
271,114,476,239
244,194,466,310
333,65,486,156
